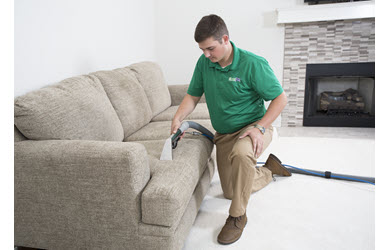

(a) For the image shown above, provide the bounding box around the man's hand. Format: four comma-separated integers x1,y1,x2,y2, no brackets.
171,119,185,141
239,127,264,158
170,94,201,138
238,92,287,158
171,119,181,135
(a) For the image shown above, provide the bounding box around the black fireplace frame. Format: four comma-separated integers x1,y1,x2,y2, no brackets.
303,62,375,128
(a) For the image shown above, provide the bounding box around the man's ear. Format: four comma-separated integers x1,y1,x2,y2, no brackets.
222,35,229,44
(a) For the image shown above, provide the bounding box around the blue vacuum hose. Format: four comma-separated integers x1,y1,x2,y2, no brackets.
257,162,375,185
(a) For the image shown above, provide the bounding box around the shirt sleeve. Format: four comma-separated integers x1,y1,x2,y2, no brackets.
187,57,204,97
250,58,284,101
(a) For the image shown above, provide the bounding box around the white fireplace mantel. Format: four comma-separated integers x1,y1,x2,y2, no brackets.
276,1,375,24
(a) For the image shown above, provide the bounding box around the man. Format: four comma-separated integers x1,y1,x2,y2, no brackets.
171,14,291,245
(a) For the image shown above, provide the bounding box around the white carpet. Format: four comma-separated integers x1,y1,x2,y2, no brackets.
183,132,375,250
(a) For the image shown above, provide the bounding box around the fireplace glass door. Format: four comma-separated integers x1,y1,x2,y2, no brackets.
303,63,375,127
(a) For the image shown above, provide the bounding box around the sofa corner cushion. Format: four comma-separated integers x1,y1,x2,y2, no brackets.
14,75,124,141
139,138,214,227
91,68,153,138
128,61,171,117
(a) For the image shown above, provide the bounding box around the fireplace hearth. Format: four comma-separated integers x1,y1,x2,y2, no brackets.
303,62,375,127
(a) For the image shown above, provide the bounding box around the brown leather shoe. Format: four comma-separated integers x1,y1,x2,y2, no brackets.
263,154,292,176
217,213,247,245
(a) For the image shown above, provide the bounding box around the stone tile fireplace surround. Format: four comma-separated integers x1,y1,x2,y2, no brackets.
281,18,375,127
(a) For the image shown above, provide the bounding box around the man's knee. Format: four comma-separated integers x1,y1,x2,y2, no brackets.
223,191,233,200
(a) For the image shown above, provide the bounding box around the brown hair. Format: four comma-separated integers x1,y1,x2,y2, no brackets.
194,14,229,43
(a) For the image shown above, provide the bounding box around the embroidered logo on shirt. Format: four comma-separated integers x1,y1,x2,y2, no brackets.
228,77,241,82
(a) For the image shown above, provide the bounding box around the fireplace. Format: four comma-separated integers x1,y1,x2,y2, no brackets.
280,18,375,127
303,62,375,127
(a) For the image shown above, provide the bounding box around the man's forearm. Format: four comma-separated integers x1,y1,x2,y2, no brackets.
257,91,287,128
173,94,201,122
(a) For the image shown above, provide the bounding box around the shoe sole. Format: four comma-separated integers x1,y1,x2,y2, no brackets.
269,154,292,176
269,153,282,164
217,237,241,245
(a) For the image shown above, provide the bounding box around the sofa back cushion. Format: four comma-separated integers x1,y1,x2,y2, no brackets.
14,75,124,141
128,62,171,117
91,68,153,138
14,125,27,142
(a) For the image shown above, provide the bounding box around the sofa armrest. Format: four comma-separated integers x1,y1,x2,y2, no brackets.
168,84,206,106
14,140,150,249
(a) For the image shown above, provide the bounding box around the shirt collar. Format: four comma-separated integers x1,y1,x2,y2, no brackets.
208,41,240,72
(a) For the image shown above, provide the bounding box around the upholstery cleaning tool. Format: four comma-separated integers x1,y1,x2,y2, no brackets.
257,162,375,185
160,121,214,160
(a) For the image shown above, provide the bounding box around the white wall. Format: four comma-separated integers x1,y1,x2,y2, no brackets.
154,0,301,86
14,0,155,97
15,0,306,97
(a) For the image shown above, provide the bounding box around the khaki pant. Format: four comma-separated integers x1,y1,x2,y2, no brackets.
213,121,274,217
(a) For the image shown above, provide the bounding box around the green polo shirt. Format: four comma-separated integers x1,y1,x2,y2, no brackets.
187,41,283,134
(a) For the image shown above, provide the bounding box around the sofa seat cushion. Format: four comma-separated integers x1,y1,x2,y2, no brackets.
151,103,210,122
128,62,171,117
14,75,124,141
124,120,214,142
134,138,214,227
91,68,153,138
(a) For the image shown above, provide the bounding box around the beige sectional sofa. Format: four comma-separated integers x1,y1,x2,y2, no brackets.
14,62,216,250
